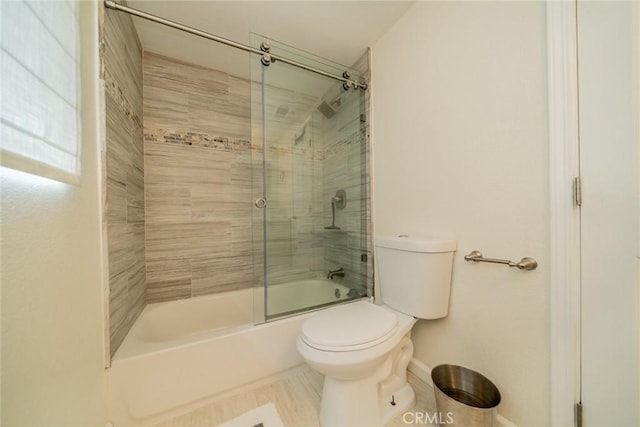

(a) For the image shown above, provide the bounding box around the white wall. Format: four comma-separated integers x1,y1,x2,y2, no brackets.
0,1,107,425
371,2,549,425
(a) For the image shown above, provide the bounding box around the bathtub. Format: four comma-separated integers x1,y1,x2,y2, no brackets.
108,279,360,425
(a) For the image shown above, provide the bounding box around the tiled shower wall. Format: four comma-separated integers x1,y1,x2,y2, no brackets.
322,52,372,295
261,92,325,286
103,29,372,352
143,52,327,302
143,52,255,303
353,51,373,294
101,3,146,356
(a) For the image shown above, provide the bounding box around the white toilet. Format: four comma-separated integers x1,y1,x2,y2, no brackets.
296,234,456,427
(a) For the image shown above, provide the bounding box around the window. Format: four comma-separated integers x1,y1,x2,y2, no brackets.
1,0,80,184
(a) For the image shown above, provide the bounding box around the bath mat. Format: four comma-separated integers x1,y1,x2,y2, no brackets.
217,402,285,427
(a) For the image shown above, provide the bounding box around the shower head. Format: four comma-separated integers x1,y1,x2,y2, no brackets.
324,225,341,230
317,100,337,119
317,92,344,119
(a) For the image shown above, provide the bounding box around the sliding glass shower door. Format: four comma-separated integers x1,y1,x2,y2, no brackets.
250,35,371,321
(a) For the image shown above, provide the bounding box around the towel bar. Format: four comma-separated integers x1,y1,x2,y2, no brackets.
464,250,538,271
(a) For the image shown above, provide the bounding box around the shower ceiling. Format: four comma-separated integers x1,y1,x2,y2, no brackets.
128,0,414,83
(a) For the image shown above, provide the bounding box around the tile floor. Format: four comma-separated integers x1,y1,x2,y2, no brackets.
154,365,438,427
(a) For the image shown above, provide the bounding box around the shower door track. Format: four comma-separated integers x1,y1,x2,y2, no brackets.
104,0,369,90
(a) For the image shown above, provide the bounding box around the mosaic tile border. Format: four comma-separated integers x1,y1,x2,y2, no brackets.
324,128,368,158
104,69,143,130
142,125,365,160
144,127,251,151
142,127,366,158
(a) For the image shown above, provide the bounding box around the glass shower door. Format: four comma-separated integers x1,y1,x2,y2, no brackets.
250,35,370,320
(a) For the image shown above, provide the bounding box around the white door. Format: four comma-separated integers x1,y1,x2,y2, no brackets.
577,1,639,425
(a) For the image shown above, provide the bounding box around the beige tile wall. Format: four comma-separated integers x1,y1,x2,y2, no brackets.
143,52,256,303
102,2,146,357
142,51,371,305
321,53,372,296
103,40,371,337
143,52,335,304
261,98,325,287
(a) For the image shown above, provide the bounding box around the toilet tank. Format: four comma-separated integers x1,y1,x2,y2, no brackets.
374,235,456,319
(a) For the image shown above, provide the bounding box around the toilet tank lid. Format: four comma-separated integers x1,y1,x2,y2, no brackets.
375,234,456,252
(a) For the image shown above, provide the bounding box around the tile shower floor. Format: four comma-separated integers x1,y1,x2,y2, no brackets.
154,365,438,427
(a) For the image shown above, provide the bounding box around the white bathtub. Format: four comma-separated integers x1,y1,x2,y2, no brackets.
108,279,359,425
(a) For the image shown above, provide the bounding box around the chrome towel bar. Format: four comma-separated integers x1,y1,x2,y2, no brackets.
464,250,538,271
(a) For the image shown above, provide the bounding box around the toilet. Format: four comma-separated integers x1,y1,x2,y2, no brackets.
296,235,456,427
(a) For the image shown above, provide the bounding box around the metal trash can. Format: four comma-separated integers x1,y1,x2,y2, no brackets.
431,364,501,427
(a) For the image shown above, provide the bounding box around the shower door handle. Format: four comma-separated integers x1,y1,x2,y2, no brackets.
255,198,267,208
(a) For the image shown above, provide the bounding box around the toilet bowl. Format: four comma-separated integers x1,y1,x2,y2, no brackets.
296,301,417,427
297,235,456,427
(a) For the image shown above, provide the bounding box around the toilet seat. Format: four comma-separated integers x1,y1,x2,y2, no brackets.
300,301,398,352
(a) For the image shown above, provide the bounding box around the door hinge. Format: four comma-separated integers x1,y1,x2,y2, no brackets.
574,177,582,206
576,402,583,427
